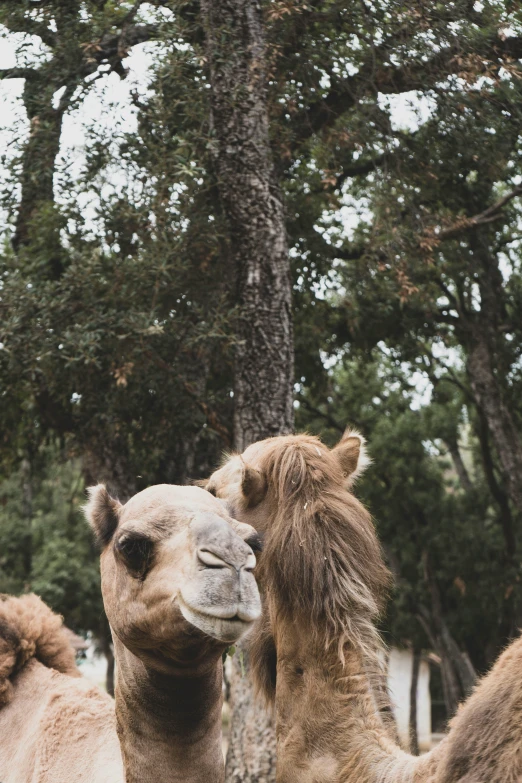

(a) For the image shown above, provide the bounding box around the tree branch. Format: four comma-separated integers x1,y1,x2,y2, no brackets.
118,1,151,58
329,244,368,261
295,44,460,145
3,16,56,48
476,410,516,559
111,22,160,49
296,394,345,433
444,438,473,491
425,353,473,400
293,35,522,147
121,0,146,27
80,23,160,77
431,185,522,242
56,80,79,113
334,151,387,189
435,278,467,320
0,67,37,80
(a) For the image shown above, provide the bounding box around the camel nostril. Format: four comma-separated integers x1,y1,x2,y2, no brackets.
197,547,256,572
197,549,230,568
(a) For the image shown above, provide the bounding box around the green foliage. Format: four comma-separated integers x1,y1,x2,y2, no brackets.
0,446,102,633
296,355,509,669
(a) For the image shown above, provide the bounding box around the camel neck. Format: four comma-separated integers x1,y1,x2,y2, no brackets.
274,631,441,783
113,638,224,783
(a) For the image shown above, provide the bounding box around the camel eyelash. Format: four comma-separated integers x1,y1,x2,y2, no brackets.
115,535,154,577
245,533,264,554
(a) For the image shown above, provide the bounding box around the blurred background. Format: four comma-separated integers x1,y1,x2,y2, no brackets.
1,0,522,755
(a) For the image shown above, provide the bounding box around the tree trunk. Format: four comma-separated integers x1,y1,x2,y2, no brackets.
200,1,294,779
444,438,472,492
99,617,115,697
82,446,137,502
20,457,33,582
7,10,156,267
13,73,77,277
409,648,420,755
474,411,519,655
225,649,277,783
418,607,462,720
466,329,522,517
476,411,516,560
200,0,294,452
419,552,476,719
464,229,522,522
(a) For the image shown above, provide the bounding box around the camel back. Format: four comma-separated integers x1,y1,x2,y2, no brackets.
0,593,80,707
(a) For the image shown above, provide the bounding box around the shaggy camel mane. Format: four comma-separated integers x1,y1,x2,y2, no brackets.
248,434,391,700
0,593,79,707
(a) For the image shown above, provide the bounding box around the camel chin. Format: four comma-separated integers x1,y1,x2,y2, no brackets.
178,595,260,643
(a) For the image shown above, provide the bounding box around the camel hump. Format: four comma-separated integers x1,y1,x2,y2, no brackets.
0,593,80,708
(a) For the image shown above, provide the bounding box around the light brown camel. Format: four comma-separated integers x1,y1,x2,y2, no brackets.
207,432,522,783
0,483,261,783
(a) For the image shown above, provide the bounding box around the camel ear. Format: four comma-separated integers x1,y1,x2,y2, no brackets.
332,429,371,486
241,465,267,509
84,485,122,549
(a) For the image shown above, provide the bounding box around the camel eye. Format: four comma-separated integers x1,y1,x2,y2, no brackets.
116,535,154,577
245,533,263,553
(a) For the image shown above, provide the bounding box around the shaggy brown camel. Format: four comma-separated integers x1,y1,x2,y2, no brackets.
0,484,261,783
207,432,522,783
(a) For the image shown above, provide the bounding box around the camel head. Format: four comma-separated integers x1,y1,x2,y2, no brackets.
205,429,371,536
84,484,262,671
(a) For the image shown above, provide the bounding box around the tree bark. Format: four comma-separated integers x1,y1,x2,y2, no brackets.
224,649,277,783
99,617,115,697
444,438,472,492
474,411,519,654
476,411,516,559
200,1,294,779
466,329,522,517
409,648,420,755
464,230,522,521
200,0,294,452
419,552,476,719
12,73,76,269
82,446,137,502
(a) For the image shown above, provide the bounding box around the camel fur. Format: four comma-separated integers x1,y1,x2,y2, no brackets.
208,431,522,783
0,593,122,783
0,593,79,707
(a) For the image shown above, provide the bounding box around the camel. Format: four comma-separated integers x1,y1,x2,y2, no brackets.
0,483,261,783
206,431,522,783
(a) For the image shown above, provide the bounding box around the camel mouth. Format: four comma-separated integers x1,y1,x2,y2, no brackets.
178,596,257,642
